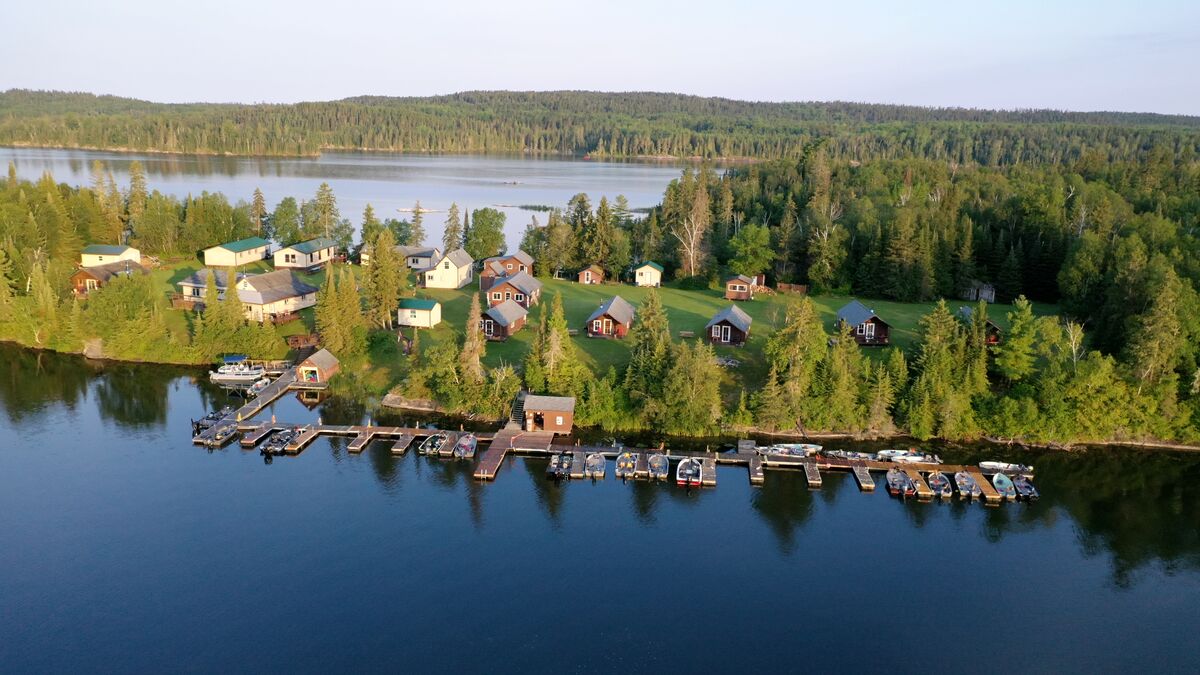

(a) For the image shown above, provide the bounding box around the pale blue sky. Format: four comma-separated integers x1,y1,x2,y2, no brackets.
3,0,1198,113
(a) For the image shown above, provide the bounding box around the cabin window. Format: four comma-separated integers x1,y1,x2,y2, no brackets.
515,293,525,303
856,323,865,335
584,271,592,283
285,253,296,263
409,310,418,319
711,325,721,339
864,323,875,339
555,416,563,426
593,320,602,333
443,262,450,270
505,292,512,301
190,287,201,297
491,292,502,301
506,263,513,270
520,265,527,272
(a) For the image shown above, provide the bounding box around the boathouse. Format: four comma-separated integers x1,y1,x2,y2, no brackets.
480,250,534,290
724,274,756,301
485,270,542,309
836,299,891,346
482,299,528,341
577,264,605,285
422,248,474,289
71,259,147,296
203,236,270,267
397,298,442,329
523,395,575,433
706,304,752,346
958,306,1002,345
80,244,141,268
632,261,663,287
586,295,635,338
273,237,336,271
298,348,339,387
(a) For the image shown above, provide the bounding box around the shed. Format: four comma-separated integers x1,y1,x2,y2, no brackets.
586,295,635,338
203,236,270,267
274,237,337,270
836,299,890,346
298,348,340,386
397,298,442,329
485,270,542,309
724,274,755,301
633,261,663,287
80,244,141,269
706,304,753,346
958,306,1002,345
962,280,997,303
523,394,575,433
577,264,605,285
482,299,528,341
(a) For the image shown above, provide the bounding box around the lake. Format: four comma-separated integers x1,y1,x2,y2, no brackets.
0,147,687,249
1,343,1198,672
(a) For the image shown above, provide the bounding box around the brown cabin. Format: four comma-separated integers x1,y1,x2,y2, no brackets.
836,300,890,346
481,299,528,341
71,260,146,296
586,296,635,339
523,395,575,433
958,306,1002,345
480,250,535,290
724,274,756,301
298,348,340,387
484,271,543,309
706,304,753,346
577,264,605,285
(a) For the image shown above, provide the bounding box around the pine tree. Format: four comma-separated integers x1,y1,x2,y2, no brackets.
764,297,827,408
1127,269,1184,389
364,229,403,328
994,295,1036,382
250,188,267,237
753,364,792,431
315,268,347,354
442,203,462,252
661,341,722,434
0,247,14,309
127,160,148,223
622,288,672,411
820,322,866,431
460,293,485,385
410,201,426,245
360,204,383,252
335,267,366,355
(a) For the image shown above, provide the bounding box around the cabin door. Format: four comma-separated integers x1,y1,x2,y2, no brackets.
483,319,494,336
864,322,875,340
721,325,731,343
603,318,612,334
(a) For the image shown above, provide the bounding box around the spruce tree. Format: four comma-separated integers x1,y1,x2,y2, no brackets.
622,288,672,410
442,203,462,252
335,268,366,355
410,201,426,245
753,364,792,431
994,296,1036,382
315,268,346,354
127,160,148,223
364,229,402,328
250,188,267,237
460,292,485,385
360,204,383,249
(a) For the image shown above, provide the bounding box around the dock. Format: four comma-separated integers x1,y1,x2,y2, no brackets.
634,452,649,479
569,451,586,479
239,423,278,448
229,368,297,422
970,471,1003,504
390,434,415,455
852,462,875,491
438,431,460,458
701,457,717,486
748,455,765,485
285,425,321,454
473,429,556,480
905,468,933,499
347,428,379,453
802,460,822,488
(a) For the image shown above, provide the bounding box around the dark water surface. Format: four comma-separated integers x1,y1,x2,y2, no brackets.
2,344,1199,673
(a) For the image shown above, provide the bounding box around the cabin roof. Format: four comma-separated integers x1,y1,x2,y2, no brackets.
726,274,754,285
178,268,237,289
399,298,439,311
397,245,440,258
74,260,144,282
238,269,319,305
301,348,339,371
486,299,528,327
483,259,507,276
837,299,887,327
636,261,664,273
493,270,542,295
211,236,270,253
82,244,132,256
587,295,635,325
438,248,474,268
580,264,604,274
524,394,575,413
285,237,337,254
706,304,753,333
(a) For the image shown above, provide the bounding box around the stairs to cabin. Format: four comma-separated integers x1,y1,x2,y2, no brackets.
508,391,527,427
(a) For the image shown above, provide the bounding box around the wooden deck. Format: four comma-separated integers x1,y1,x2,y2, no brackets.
905,468,933,499
852,462,875,491
239,423,278,448
285,425,321,454
701,457,717,487
438,432,460,458
229,368,297,421
569,451,586,479
748,455,765,485
390,434,415,455
802,460,822,488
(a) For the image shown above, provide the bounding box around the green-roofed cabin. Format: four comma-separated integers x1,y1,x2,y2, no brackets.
80,244,140,268
203,236,270,267
274,237,337,271
396,298,442,329
633,261,663,287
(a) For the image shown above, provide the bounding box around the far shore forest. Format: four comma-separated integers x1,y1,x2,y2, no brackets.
2,92,1200,446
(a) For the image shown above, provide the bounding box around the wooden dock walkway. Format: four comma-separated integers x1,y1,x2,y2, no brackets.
390,434,415,455
802,460,822,488
970,471,1003,503
748,455,765,486
474,444,507,480
229,368,296,422
852,462,875,491
701,457,717,487
634,452,649,479
438,431,460,458
239,423,278,448
905,468,933,499
569,451,586,479
285,425,321,454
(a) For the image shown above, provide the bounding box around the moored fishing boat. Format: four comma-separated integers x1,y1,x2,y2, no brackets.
980,460,1034,475
585,453,606,479
453,433,477,459
615,451,637,479
954,471,981,499
418,432,448,455
247,377,272,397
762,443,822,457
647,453,669,480
209,356,266,385
195,406,234,430
926,471,953,499
262,428,296,455
1013,475,1039,501
209,422,238,447
886,468,916,498
676,457,702,487
546,452,573,480
992,473,1017,501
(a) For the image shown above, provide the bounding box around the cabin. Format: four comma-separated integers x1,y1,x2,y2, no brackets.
71,260,146,296
481,299,528,341
633,261,663,287
705,304,753,346
234,269,320,322
586,295,635,339
836,299,891,346
203,236,271,267
360,244,441,270
422,248,474,289
958,306,1003,345
175,269,239,308
962,280,997,303
480,250,534,290
577,264,605,285
396,298,442,329
298,349,339,387
724,274,756,301
80,244,141,268
523,395,575,433
484,271,542,309
274,237,337,271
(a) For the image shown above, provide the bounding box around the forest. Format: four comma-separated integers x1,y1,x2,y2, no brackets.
2,89,1200,164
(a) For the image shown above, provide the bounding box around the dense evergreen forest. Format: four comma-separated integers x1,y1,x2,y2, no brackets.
2,89,1199,164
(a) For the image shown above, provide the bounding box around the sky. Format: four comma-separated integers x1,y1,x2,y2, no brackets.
3,0,1198,114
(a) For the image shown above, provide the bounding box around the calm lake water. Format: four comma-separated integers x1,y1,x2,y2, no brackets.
0,147,684,250
1,343,1199,672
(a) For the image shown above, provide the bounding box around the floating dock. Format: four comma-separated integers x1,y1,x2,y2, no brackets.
905,468,933,499
569,451,586,479
390,434,415,455
748,455,765,485
852,462,875,491
970,471,1003,504
701,457,717,487
802,460,822,488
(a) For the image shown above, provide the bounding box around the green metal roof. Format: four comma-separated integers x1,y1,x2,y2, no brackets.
216,236,270,253
288,237,337,254
400,298,439,311
638,261,664,273
82,244,130,255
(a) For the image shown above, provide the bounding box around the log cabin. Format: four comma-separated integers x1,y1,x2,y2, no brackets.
836,299,890,346
586,295,635,338
705,304,753,346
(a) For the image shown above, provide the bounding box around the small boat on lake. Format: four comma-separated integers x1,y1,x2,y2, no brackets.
676,457,703,487
418,432,448,456
195,406,234,429
247,377,272,397
647,453,669,481
585,453,606,479
210,356,266,385
980,461,1033,475
615,451,637,479
762,443,822,457
262,428,296,455
453,433,477,459
954,471,982,499
1013,475,1039,501
547,453,573,480
926,471,953,499
886,468,915,498
209,422,238,447
992,473,1017,501
824,450,878,462
880,448,942,464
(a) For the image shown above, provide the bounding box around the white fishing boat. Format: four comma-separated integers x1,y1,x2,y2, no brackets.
615,451,637,479
585,453,606,479
676,457,703,487
247,377,272,397
980,461,1033,474
763,443,822,457
453,433,477,459
647,453,669,480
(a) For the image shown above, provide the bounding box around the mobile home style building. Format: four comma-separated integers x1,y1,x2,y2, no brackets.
203,236,270,268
